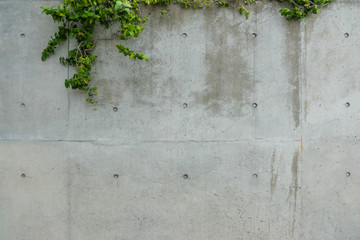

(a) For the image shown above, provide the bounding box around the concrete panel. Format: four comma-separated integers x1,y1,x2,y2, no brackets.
67,6,256,141
67,141,301,240
0,0,68,140
253,1,302,141
303,2,360,140
300,139,360,239
0,142,68,240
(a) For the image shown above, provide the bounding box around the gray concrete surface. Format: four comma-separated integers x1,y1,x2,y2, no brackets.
1,0,360,239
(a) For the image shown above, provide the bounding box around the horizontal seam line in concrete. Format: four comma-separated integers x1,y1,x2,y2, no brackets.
0,138,340,144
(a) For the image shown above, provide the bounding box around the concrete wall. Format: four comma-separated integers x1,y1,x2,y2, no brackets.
1,0,360,239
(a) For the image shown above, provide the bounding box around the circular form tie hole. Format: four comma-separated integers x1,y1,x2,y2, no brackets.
252,33,257,38
182,33,187,38
183,103,188,108
113,107,118,112
252,173,258,178
344,33,349,38
113,174,119,178
346,172,351,177
252,103,258,108
21,173,26,178
20,33,25,38
20,103,25,108
183,174,189,179
345,102,350,107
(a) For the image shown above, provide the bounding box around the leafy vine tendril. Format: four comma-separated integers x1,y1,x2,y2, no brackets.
41,0,332,105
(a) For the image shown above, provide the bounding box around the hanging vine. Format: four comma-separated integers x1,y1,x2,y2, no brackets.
41,0,333,105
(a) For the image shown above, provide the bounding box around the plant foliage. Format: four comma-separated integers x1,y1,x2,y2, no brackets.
41,0,332,104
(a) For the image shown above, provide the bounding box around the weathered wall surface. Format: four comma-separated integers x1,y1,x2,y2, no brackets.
1,0,360,239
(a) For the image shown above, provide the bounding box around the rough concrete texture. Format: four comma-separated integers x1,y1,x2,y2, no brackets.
1,0,360,239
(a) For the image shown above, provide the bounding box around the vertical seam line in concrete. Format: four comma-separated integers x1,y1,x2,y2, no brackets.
251,3,258,237
298,18,306,232
66,143,71,240
252,8,257,141
295,18,306,239
67,23,70,129
299,22,305,153
66,23,71,240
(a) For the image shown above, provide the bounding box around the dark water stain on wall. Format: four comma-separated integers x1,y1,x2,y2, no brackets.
288,149,300,236
290,150,300,204
284,21,301,129
270,149,278,200
194,9,253,117
92,10,189,106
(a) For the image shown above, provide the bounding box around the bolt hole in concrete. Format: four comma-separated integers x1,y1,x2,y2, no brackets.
345,102,350,107
113,174,119,178
21,173,26,178
346,172,351,177
20,103,25,108
252,33,257,38
252,173,258,178
252,103,257,108
344,33,349,38
182,33,187,38
20,33,25,38
113,106,118,112
183,103,188,108
183,174,189,179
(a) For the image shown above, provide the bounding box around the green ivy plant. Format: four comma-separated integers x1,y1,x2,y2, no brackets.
41,0,332,105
